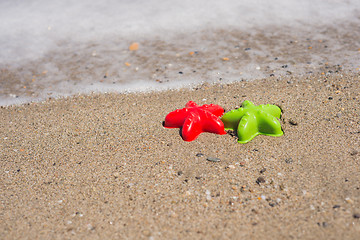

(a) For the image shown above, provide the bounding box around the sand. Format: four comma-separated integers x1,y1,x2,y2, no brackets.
1,72,360,239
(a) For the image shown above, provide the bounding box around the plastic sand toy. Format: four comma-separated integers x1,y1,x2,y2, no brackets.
221,100,283,143
164,101,226,141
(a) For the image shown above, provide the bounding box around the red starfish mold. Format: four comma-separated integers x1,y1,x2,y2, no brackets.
164,101,227,141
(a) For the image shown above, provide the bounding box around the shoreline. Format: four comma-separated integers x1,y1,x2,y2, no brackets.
1,72,359,239
2,22,360,106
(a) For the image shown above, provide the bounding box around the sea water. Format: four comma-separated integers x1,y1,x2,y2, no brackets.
0,0,359,105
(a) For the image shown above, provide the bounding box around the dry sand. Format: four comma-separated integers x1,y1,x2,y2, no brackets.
1,72,360,239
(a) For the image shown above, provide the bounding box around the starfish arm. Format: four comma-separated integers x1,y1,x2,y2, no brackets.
242,100,255,108
257,110,283,136
258,104,282,118
199,110,227,135
200,104,225,117
221,108,246,130
181,111,203,141
237,112,259,143
164,108,189,128
185,101,199,108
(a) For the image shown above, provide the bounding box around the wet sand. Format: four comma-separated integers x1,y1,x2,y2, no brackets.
2,24,360,106
1,72,359,239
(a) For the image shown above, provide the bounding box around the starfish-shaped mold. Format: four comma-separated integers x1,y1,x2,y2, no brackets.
221,100,283,143
164,101,227,141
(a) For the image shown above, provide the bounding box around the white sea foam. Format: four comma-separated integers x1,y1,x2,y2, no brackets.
0,0,359,105
1,0,359,64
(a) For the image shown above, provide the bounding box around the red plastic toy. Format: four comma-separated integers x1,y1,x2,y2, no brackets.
164,101,227,141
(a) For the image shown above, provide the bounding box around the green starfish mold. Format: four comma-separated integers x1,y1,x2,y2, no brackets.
221,100,283,143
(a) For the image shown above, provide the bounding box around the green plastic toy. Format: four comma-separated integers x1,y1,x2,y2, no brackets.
221,100,283,143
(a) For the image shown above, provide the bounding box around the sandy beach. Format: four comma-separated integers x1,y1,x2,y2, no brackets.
1,72,359,239
1,1,360,239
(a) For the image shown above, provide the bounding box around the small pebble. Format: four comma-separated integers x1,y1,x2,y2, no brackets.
256,176,266,184
260,168,266,174
87,224,95,230
129,42,139,51
142,230,151,237
196,153,204,157
350,150,358,156
285,158,293,164
226,165,235,169
353,213,360,219
207,157,221,162
205,190,211,201
333,205,340,209
289,119,298,125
